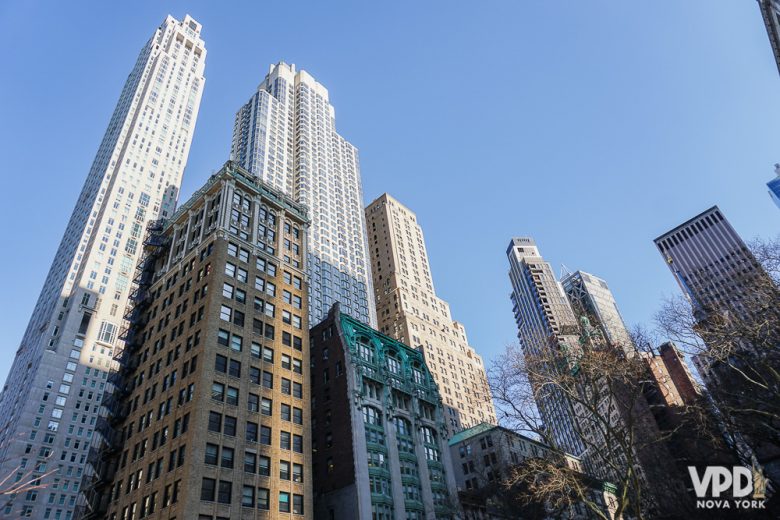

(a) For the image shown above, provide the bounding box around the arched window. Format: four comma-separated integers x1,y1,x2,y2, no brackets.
394,416,411,437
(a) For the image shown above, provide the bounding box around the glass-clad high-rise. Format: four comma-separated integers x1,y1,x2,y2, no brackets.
768,164,780,209
232,62,376,327
0,15,206,519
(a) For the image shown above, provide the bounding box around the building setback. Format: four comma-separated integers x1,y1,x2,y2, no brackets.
78,162,312,519
232,62,376,328
310,304,460,520
0,15,206,520
365,194,495,436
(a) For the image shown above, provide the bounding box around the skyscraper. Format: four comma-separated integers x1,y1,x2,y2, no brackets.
768,163,780,209
653,206,762,315
231,62,375,328
0,15,205,519
79,162,312,520
561,270,635,358
506,238,584,456
365,194,495,435
758,0,780,75
655,205,780,484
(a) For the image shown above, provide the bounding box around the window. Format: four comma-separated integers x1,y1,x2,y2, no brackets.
292,358,302,374
293,407,303,425
204,443,218,465
293,434,303,453
293,463,303,483
226,386,239,406
220,305,232,322
215,354,227,373
281,404,291,422
224,416,236,436
258,455,271,476
293,494,304,514
261,398,272,416
248,393,259,413
281,378,291,395
280,460,290,480
279,491,290,513
246,421,258,443
229,359,241,378
257,488,270,510
263,347,274,363
242,485,254,507
260,426,272,445
217,329,229,346
211,382,225,402
221,446,234,468
262,371,273,389
200,477,216,501
244,451,256,473
208,412,222,432
222,283,234,299
231,334,242,352
280,431,291,450
217,480,232,504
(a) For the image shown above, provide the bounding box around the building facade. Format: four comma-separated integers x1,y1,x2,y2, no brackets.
231,62,375,328
78,162,312,520
655,205,780,484
641,342,702,409
758,0,780,76
365,194,495,435
0,15,206,519
448,423,614,520
561,271,634,358
505,238,584,456
768,164,780,209
310,304,460,520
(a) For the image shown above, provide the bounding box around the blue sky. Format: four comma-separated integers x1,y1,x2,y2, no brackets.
0,1,777,385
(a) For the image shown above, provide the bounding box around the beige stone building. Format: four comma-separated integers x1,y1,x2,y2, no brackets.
365,194,495,435
79,161,312,520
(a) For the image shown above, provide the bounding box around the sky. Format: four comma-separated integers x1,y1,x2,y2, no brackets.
0,1,777,386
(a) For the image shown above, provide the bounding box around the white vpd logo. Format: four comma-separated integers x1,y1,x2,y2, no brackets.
688,466,766,510
688,466,752,498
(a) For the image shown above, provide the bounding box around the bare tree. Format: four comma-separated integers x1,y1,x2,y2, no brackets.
490,319,695,520
654,236,780,489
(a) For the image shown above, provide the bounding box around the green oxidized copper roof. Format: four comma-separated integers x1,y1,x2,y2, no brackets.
337,311,440,398
447,422,498,446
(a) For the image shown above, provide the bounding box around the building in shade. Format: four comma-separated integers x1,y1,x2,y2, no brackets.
768,164,780,209
78,162,312,519
654,205,780,485
232,62,375,328
0,15,206,519
448,423,617,519
759,0,780,75
506,238,584,457
561,270,634,358
365,194,495,436
310,304,460,520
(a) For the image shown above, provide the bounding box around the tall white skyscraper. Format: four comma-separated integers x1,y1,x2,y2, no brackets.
232,62,376,327
0,15,205,519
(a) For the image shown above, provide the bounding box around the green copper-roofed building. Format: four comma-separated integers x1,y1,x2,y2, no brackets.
310,304,460,519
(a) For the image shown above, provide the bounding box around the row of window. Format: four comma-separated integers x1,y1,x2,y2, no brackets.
200,477,303,513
